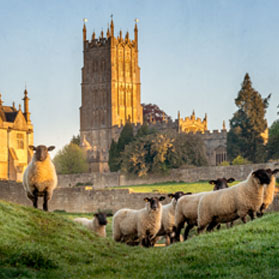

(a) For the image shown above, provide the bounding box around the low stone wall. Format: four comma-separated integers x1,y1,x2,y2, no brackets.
0,179,278,214
57,162,279,188
0,180,170,213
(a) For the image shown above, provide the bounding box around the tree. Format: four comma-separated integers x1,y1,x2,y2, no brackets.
267,120,279,160
167,133,208,168
108,121,135,172
227,73,270,163
53,143,89,174
108,140,119,172
71,134,80,146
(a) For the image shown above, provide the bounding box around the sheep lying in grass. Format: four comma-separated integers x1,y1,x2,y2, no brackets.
112,196,165,247
197,169,271,233
257,168,279,217
22,145,57,211
74,213,108,237
174,177,235,241
156,191,191,245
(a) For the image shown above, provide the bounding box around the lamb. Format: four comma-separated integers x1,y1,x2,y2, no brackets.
174,177,235,241
74,212,108,237
197,169,271,233
22,145,57,211
257,168,279,217
112,196,165,247
156,191,191,245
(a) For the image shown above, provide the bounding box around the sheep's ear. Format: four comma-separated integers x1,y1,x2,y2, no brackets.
48,146,55,151
227,178,235,183
273,169,279,175
168,193,174,198
29,145,36,151
185,192,192,195
144,198,150,202
159,196,165,201
209,180,216,185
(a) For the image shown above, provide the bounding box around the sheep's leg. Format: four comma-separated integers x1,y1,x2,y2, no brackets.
206,219,218,232
241,216,247,224
183,223,194,240
174,221,185,242
32,188,38,209
248,209,254,221
256,204,265,218
27,192,35,203
197,225,206,234
43,190,49,211
165,234,171,246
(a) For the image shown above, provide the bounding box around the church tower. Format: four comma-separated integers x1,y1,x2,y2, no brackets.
80,18,143,172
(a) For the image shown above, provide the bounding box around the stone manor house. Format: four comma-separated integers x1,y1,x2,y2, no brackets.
79,18,228,173
0,89,33,180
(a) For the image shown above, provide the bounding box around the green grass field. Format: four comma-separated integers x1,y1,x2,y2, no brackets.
108,180,239,193
1,200,279,279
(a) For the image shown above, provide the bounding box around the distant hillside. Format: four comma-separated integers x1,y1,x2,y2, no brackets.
1,200,279,279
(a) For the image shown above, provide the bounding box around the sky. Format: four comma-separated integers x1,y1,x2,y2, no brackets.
1,0,279,156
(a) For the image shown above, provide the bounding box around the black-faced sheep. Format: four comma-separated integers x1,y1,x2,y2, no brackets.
257,168,279,217
174,177,235,241
156,191,191,245
197,169,271,233
74,212,108,237
22,145,57,211
112,196,165,247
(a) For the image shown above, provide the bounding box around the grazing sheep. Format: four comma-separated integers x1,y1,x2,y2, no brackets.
174,192,207,241
197,169,271,233
257,168,279,217
210,177,235,229
112,196,165,247
174,177,235,241
74,213,108,237
22,145,57,211
156,191,191,245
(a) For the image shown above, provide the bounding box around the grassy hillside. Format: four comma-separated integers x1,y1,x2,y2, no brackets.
1,200,279,279
109,180,239,193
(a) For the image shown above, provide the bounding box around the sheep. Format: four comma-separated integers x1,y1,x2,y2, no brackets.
112,196,165,247
74,212,108,237
155,191,191,246
257,168,279,217
22,145,57,211
210,177,235,191
174,177,235,241
197,169,271,233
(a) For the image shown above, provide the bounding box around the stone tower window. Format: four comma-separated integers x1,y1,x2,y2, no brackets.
16,133,24,149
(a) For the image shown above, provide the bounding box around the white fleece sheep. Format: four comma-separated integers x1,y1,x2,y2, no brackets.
197,169,271,232
156,191,191,245
74,213,107,237
22,145,57,211
257,168,279,217
174,192,207,241
112,196,165,247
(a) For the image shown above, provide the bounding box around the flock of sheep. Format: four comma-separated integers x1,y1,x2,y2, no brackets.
22,144,279,247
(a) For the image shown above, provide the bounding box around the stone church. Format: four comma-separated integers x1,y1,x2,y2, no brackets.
0,89,33,181
80,18,227,172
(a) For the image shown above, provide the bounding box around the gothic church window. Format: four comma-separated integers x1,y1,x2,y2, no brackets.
16,133,24,149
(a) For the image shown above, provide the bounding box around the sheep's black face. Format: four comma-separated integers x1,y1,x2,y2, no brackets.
29,145,55,162
144,196,165,210
253,169,271,185
95,213,107,226
35,145,49,161
210,178,235,191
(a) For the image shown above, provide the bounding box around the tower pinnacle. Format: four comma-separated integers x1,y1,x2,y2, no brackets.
83,18,88,41
22,87,31,123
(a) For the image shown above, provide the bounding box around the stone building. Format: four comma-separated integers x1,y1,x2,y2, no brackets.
80,19,227,172
80,18,143,173
0,89,33,181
